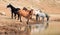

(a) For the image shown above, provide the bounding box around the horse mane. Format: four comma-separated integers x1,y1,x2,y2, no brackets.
7,4,16,9
7,4,20,11
29,9,33,15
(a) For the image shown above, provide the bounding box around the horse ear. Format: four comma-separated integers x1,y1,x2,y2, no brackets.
9,3,11,5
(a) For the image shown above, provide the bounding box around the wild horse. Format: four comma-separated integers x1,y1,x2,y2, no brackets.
18,9,33,24
7,4,20,20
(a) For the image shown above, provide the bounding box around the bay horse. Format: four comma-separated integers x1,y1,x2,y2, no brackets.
18,9,33,24
23,7,33,19
7,4,20,20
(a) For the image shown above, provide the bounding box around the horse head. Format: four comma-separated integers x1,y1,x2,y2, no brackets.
7,4,12,8
23,7,27,11
29,9,33,15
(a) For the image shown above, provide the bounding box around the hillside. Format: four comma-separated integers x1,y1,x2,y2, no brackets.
0,0,60,16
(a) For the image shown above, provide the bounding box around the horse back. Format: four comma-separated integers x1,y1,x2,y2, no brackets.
18,10,30,17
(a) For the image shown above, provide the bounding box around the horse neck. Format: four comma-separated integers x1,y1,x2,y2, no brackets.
10,6,15,10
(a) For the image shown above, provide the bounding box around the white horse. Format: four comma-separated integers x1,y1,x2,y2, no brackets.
33,9,49,22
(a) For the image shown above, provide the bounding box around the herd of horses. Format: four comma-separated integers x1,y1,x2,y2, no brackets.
7,4,49,25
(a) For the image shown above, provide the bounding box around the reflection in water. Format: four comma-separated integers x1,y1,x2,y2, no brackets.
28,21,49,33
12,21,49,35
45,22,49,29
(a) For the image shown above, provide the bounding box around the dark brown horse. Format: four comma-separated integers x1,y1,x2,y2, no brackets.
18,9,33,24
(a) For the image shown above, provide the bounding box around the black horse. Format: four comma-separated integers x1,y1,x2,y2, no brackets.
7,4,20,20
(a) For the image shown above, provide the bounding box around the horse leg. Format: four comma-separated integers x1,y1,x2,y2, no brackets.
17,14,19,20
39,17,40,21
42,17,44,24
14,14,16,19
27,19,29,25
36,14,39,22
19,15,22,22
45,16,49,29
30,15,32,19
11,13,13,19
47,16,49,21
45,14,49,21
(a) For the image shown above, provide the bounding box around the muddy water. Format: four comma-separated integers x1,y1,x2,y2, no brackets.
31,21,60,35
29,21,49,35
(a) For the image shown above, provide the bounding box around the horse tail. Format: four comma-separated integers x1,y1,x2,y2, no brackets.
36,14,39,21
45,13,50,21
29,11,31,14
29,9,33,15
